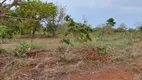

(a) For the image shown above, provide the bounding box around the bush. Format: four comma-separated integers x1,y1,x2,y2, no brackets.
138,26,142,31
0,26,12,43
61,15,93,47
115,23,127,32
128,28,136,32
0,48,7,54
0,26,12,38
13,42,30,57
96,46,107,55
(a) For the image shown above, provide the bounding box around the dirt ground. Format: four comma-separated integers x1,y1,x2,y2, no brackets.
70,69,133,80
63,62,142,80
0,38,142,80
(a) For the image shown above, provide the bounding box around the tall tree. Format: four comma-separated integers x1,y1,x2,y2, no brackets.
106,18,116,26
14,0,58,37
46,6,66,37
0,0,58,36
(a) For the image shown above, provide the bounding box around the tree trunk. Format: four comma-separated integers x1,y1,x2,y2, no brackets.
32,25,37,38
30,24,37,49
52,16,56,37
52,30,56,37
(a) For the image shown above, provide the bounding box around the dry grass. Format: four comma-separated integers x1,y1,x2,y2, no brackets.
0,48,109,80
0,32,142,80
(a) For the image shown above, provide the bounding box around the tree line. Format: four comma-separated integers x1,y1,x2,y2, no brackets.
0,0,66,38
0,0,142,39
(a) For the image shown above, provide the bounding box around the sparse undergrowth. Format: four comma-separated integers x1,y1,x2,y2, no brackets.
0,0,142,79
0,32,142,80
0,47,110,80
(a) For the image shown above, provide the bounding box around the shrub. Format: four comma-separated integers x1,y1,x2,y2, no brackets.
0,48,7,54
128,28,136,32
0,26,13,43
13,42,30,57
61,15,93,47
0,26,12,38
115,23,127,32
96,46,107,55
138,26,142,31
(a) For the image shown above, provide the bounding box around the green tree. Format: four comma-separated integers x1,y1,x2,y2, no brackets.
61,15,93,47
135,22,142,31
106,18,116,26
0,0,23,26
0,26,12,42
0,0,58,37
46,7,66,37
138,27,142,31
14,1,57,37
0,26,9,37
128,28,136,32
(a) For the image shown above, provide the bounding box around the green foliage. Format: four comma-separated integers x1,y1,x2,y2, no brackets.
106,18,116,26
61,15,93,47
15,1,57,19
46,21,57,36
0,48,7,54
63,53,72,61
0,26,11,37
128,28,136,32
0,0,60,38
45,6,65,37
12,32,21,41
96,46,107,55
0,26,12,43
12,1,58,36
138,26,142,31
135,22,142,32
60,39,74,47
13,42,30,57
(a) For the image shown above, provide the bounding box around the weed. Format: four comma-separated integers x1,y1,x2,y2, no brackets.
58,47,72,62
63,53,71,61
96,46,107,55
12,42,30,57
0,48,7,54
117,44,128,49
12,32,21,42
61,15,93,48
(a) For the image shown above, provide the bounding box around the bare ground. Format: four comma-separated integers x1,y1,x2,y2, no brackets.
0,38,142,80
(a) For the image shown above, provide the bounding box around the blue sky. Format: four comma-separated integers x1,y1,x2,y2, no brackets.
3,0,142,28
43,0,142,28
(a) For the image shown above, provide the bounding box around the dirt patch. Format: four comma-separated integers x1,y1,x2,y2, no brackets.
0,47,142,80
25,48,109,61
0,42,18,50
70,68,133,80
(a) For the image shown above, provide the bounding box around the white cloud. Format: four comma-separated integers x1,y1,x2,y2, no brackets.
42,0,115,8
43,0,142,13
56,0,115,8
119,6,142,13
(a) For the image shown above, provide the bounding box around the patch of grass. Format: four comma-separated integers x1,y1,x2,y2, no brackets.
0,48,8,54
2,60,29,74
96,46,107,55
12,42,30,57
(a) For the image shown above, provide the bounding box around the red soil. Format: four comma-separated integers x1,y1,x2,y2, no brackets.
71,69,134,80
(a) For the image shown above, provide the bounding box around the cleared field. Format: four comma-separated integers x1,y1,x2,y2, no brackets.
0,32,142,80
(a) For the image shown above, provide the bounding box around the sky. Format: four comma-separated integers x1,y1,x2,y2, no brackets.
42,0,142,28
2,0,142,28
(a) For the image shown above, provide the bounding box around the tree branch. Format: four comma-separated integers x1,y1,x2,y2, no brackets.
0,0,7,6
0,14,46,22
